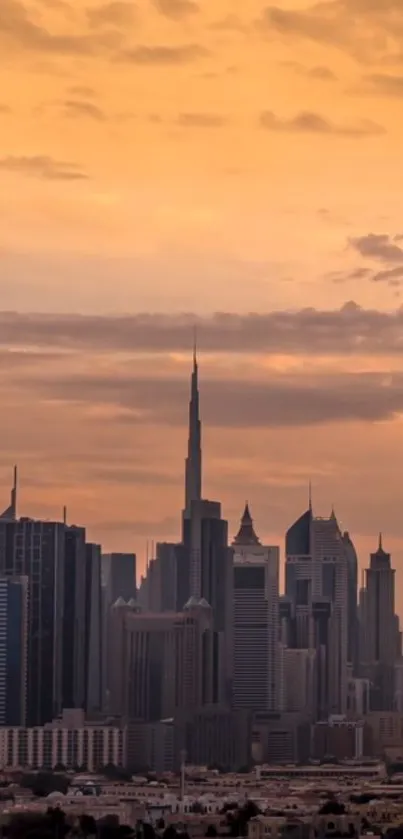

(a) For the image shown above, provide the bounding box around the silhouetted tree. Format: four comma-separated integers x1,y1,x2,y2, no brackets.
80,814,97,836
319,801,346,815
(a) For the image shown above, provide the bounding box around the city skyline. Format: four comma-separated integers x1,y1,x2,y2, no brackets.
2,0,403,610
0,344,400,614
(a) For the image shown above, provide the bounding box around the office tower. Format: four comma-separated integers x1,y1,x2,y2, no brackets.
285,503,348,717
183,343,202,521
0,517,65,726
101,552,136,711
311,513,348,716
85,543,102,712
102,553,137,603
232,503,279,711
183,499,233,704
121,601,213,720
150,542,189,613
0,575,28,725
62,525,86,710
280,648,316,715
360,535,396,710
342,531,358,672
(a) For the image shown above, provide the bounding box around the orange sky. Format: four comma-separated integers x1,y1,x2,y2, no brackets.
2,0,403,607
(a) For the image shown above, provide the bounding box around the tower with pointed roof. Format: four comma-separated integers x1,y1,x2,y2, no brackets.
360,534,398,710
233,502,261,547
232,502,280,711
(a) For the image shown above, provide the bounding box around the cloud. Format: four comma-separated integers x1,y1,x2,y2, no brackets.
86,2,136,27
63,99,106,120
118,43,208,64
0,155,88,180
350,233,403,263
67,85,97,97
363,73,403,97
308,65,337,80
177,112,228,128
372,267,403,286
259,1,403,64
209,14,245,32
0,104,13,114
0,0,118,54
260,110,384,137
283,61,337,80
3,302,403,357
14,364,403,430
153,0,198,19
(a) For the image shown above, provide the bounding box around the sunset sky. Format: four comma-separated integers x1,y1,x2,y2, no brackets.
2,0,403,602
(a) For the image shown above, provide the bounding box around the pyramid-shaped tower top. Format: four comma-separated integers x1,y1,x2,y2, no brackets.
233,502,261,546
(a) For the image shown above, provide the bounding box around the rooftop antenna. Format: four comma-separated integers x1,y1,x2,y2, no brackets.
63,506,67,526
308,480,312,512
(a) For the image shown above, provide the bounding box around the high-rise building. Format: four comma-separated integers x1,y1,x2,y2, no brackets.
85,543,102,712
183,499,233,704
120,601,213,720
285,504,349,718
232,504,279,711
342,531,358,672
62,525,86,710
311,512,348,716
101,552,137,711
360,535,397,710
102,553,137,603
0,517,65,726
0,575,28,726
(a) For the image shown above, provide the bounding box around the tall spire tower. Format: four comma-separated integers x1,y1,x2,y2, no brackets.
184,339,202,517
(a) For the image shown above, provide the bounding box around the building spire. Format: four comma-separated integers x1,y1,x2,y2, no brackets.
233,501,261,546
378,531,383,551
11,465,17,519
0,464,18,521
184,338,202,516
308,480,312,512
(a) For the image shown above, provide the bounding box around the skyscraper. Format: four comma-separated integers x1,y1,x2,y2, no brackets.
117,601,213,720
0,517,65,725
360,535,397,710
0,575,28,726
184,343,202,521
232,504,279,711
183,499,233,704
102,553,137,603
342,530,358,672
285,504,349,717
85,543,102,712
62,525,86,710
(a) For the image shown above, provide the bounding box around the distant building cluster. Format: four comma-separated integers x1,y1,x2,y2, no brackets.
0,351,402,773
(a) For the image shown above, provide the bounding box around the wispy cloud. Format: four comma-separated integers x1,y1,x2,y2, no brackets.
0,0,121,55
118,44,208,64
260,110,384,137
153,0,198,20
63,99,106,121
86,1,136,28
2,302,403,357
0,155,88,180
177,112,228,128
